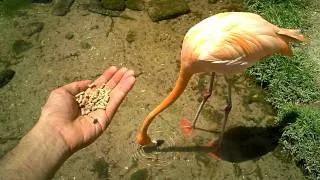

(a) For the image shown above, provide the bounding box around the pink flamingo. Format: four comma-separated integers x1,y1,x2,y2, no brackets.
136,12,305,149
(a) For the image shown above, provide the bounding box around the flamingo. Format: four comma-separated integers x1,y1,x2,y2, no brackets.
136,12,305,148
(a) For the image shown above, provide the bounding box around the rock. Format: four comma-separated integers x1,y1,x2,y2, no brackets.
88,0,122,17
126,30,136,43
208,0,218,3
147,0,190,22
219,2,244,11
81,41,91,49
32,0,52,3
65,32,74,39
23,22,44,37
90,25,99,30
237,161,257,175
0,69,15,88
126,0,144,11
130,169,148,180
12,40,33,54
104,17,113,37
101,0,125,11
81,11,90,16
52,0,75,16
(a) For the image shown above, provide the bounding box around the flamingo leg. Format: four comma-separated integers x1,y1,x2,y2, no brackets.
191,72,215,128
218,77,233,147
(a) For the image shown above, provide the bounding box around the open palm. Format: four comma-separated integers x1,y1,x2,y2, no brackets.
39,67,135,153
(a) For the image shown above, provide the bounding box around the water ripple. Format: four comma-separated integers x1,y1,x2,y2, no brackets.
129,129,182,168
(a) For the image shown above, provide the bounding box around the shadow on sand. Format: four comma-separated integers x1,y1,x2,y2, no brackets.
143,126,282,163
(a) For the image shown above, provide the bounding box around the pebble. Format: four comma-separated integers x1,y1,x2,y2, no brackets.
52,0,75,16
12,40,33,55
65,32,74,40
23,22,44,37
80,41,92,49
0,69,15,88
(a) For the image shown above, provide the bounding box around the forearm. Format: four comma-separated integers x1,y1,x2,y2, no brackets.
0,121,71,180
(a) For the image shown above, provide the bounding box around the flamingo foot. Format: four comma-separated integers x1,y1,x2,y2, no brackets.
207,140,221,160
179,117,193,137
202,90,212,98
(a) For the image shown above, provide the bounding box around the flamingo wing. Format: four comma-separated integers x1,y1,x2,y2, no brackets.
181,12,297,74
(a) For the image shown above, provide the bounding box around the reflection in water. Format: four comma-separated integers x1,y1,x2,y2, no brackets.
91,158,110,180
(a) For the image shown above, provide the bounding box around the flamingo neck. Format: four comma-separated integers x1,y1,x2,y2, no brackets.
139,69,193,135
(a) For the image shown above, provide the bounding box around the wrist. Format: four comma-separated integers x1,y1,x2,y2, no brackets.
0,120,72,179
33,119,73,160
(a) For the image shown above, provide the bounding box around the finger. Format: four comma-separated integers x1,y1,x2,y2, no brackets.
105,67,128,90
63,80,92,95
105,75,135,119
84,70,135,130
122,69,135,79
92,66,118,87
112,70,135,93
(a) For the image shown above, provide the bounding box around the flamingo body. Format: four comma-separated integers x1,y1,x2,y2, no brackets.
181,12,303,75
136,12,304,146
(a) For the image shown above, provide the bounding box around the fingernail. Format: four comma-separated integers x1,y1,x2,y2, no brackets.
124,70,135,77
120,67,128,72
128,76,136,83
109,66,117,71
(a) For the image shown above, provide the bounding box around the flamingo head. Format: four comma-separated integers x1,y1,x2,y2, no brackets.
136,133,153,146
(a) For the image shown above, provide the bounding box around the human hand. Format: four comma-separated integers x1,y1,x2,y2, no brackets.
38,67,135,153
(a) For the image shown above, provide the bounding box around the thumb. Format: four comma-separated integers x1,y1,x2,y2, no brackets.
62,80,92,95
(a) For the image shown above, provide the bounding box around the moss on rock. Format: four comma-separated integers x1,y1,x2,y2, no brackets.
52,0,74,16
0,69,15,88
12,40,32,55
147,0,190,22
0,0,32,17
102,0,125,11
126,0,144,11
208,0,218,3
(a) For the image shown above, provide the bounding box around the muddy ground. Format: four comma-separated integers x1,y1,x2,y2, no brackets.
0,0,306,179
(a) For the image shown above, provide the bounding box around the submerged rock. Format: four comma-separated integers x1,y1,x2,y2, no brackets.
65,32,74,39
12,40,33,54
126,30,136,43
126,0,144,11
52,0,75,16
102,0,125,11
130,169,148,180
147,0,190,22
23,22,44,37
208,0,218,3
88,0,122,17
32,0,52,3
80,41,91,49
0,69,15,88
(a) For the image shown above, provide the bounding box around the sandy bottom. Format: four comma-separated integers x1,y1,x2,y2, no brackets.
0,0,306,179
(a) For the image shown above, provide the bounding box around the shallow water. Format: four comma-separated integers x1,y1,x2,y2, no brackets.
0,0,305,179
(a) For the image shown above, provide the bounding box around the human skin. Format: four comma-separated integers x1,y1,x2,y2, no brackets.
0,66,135,180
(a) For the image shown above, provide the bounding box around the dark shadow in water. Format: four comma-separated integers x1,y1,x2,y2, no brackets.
91,158,110,180
218,126,281,162
144,126,282,163
194,126,221,134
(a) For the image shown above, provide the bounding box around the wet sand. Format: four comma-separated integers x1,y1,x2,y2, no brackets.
0,0,305,179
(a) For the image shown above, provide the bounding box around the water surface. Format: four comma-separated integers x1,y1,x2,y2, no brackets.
0,0,304,179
